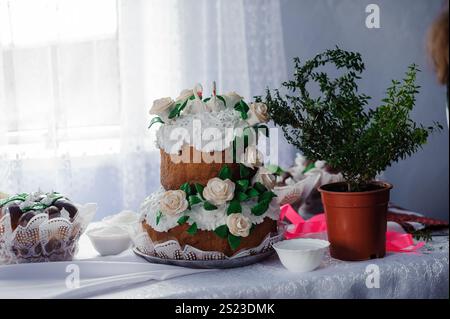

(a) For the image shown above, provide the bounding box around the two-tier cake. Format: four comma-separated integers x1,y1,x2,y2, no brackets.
138,83,280,257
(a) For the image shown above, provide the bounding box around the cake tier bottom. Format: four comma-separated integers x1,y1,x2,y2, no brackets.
142,218,277,257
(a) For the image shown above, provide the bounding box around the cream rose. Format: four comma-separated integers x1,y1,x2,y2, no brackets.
176,89,194,102
203,177,235,206
252,167,277,189
226,213,251,237
160,190,189,217
206,96,225,112
149,97,175,122
224,92,243,109
247,102,269,126
241,145,263,169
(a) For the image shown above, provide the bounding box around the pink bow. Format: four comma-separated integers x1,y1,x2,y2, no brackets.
280,204,425,253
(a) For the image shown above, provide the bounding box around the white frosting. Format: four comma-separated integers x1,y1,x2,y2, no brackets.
156,108,248,154
102,210,139,226
88,225,129,237
139,187,279,232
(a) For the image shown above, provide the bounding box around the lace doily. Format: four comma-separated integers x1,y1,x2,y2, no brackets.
0,203,97,264
133,230,281,261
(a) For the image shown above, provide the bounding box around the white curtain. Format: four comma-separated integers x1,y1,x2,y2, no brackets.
0,0,289,219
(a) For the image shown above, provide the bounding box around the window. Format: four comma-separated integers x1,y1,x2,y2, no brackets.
0,0,121,158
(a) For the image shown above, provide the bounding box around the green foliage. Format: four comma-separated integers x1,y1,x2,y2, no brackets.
180,182,191,196
265,47,442,191
227,200,242,215
187,222,198,235
251,200,270,216
239,163,251,179
203,201,218,211
194,183,205,199
236,179,250,192
214,225,229,239
168,99,188,119
148,116,164,129
177,215,189,225
234,100,250,120
156,211,162,225
228,234,242,250
188,195,202,207
218,165,232,180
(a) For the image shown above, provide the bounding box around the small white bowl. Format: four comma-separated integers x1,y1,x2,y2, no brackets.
87,225,131,256
273,238,330,272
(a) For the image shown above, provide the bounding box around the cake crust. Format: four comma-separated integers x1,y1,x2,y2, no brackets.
143,217,277,257
160,146,241,190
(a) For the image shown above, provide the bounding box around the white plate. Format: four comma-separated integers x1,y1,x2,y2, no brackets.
133,247,275,269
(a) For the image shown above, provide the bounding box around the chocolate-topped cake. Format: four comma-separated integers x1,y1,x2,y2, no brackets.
0,192,96,264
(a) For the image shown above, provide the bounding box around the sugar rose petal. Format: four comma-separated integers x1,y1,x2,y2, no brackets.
247,102,269,126
226,213,251,237
160,190,188,217
203,178,235,206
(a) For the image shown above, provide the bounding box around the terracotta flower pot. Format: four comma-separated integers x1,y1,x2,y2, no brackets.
318,181,393,261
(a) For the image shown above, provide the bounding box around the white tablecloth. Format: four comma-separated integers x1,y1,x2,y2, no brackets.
1,233,448,299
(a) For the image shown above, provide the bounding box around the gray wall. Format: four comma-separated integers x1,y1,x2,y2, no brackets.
279,0,449,220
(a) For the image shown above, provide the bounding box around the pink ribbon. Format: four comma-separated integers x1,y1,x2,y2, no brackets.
280,204,425,253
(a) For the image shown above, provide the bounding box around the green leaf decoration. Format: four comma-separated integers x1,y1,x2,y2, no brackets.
194,183,205,199
148,116,165,129
188,195,202,207
266,164,284,175
234,100,250,120
251,200,270,216
203,97,211,103
239,100,250,113
0,194,27,207
168,103,181,119
22,203,46,212
187,223,198,235
177,215,189,225
228,234,242,250
203,201,218,211
226,200,242,215
217,95,226,106
236,192,248,202
239,163,251,179
236,179,249,192
214,225,229,239
246,188,260,199
168,99,188,119
178,99,189,113
302,162,316,174
253,182,268,194
156,211,162,225
218,165,232,180
189,95,195,100
258,191,277,203
180,182,191,196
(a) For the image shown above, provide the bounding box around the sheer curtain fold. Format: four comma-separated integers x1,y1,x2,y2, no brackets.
0,0,289,219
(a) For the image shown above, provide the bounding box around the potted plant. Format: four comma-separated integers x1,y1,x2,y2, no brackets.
264,47,442,261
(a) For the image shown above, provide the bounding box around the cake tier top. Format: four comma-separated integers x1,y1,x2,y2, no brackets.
0,191,78,230
148,83,269,154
